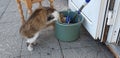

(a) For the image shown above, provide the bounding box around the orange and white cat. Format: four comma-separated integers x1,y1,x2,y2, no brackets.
19,7,60,51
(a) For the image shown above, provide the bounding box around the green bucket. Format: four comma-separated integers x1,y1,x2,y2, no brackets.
55,11,84,42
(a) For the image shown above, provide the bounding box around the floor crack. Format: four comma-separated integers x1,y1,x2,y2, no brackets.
0,0,11,19
57,39,64,58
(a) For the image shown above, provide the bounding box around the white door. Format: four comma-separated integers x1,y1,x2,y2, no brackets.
69,0,109,39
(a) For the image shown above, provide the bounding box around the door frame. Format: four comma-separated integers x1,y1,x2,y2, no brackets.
96,0,110,41
106,0,120,43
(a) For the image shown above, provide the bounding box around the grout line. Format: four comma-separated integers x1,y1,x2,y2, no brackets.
0,0,11,19
57,40,64,58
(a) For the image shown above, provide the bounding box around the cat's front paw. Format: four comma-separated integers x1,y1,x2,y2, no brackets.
27,45,33,51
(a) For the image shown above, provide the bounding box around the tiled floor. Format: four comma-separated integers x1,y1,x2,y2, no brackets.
0,0,114,58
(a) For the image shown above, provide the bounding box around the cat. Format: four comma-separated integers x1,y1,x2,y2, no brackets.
19,7,60,51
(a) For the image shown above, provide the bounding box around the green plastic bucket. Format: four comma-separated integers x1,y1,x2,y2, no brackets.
55,11,84,42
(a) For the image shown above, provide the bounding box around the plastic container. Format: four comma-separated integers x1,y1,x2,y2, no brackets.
55,11,84,41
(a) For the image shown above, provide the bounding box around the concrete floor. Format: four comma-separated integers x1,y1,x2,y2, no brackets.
0,0,114,58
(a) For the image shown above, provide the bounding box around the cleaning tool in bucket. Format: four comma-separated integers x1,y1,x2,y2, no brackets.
66,0,90,24
65,9,71,24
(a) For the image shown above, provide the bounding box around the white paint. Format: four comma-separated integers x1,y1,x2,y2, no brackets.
107,11,113,25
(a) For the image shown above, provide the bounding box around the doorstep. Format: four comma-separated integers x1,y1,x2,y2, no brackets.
107,44,120,58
